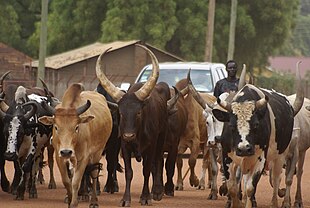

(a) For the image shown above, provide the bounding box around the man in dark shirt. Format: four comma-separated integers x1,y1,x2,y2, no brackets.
213,60,239,98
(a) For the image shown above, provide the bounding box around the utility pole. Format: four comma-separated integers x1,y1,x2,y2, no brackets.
227,0,237,61
204,0,216,62
37,0,48,87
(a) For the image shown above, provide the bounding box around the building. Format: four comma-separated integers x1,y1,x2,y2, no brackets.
25,40,183,98
0,42,33,87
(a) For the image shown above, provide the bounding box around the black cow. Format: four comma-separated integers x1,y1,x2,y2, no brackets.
96,44,176,207
96,83,122,194
163,86,187,197
0,71,11,193
212,79,303,207
1,85,56,199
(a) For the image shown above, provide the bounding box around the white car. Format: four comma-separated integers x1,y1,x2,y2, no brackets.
134,62,227,95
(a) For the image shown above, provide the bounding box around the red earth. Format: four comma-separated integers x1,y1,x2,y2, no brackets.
1,152,310,208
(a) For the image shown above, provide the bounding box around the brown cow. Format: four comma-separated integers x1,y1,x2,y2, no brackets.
174,78,208,191
96,44,173,207
39,83,112,208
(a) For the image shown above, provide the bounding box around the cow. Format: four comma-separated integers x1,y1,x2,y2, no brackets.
1,83,57,199
280,95,310,208
174,78,208,191
95,83,122,194
0,71,11,193
39,83,112,208
96,44,174,207
163,86,188,196
211,63,303,208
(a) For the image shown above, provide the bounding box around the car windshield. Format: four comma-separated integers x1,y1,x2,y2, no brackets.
138,69,214,93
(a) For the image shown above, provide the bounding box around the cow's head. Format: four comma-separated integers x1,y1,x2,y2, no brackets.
212,87,269,156
2,101,37,161
96,44,159,142
38,100,93,158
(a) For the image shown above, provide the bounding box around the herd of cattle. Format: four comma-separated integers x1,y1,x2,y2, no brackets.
0,44,309,208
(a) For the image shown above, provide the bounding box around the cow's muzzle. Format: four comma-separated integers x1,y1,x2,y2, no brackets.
236,144,254,156
122,133,136,142
60,149,73,158
3,152,18,161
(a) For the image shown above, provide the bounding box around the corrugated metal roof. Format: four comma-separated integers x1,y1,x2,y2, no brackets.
29,40,141,69
268,56,310,77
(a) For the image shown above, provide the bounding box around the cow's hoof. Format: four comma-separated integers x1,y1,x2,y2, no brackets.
78,194,90,202
278,188,286,198
164,184,174,197
140,198,152,206
175,183,183,191
1,180,10,192
293,200,303,208
197,184,205,190
281,201,291,208
219,184,228,196
153,192,163,201
15,194,24,200
89,202,99,208
189,175,199,187
48,181,57,189
207,192,218,200
119,199,131,207
29,192,38,198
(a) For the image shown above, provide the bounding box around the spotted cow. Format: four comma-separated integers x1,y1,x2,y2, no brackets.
212,75,303,208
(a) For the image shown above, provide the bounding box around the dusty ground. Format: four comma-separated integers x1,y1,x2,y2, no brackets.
1,152,310,208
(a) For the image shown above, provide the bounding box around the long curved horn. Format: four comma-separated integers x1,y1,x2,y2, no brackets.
255,96,268,110
238,64,246,90
187,69,206,110
167,86,179,111
0,71,11,100
42,101,56,115
134,44,159,101
39,78,51,97
76,100,91,115
96,47,125,102
292,61,304,116
217,98,232,112
22,101,38,120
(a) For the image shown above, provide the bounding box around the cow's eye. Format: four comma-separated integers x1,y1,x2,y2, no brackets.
54,125,58,132
75,125,79,133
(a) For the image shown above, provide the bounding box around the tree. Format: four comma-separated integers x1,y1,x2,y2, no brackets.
101,0,178,49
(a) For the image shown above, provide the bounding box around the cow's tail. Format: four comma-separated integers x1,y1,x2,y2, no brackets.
116,162,124,173
292,61,304,116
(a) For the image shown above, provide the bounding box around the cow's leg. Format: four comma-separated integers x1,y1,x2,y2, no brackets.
226,162,242,208
70,159,88,208
207,147,218,200
175,146,187,190
152,134,165,201
10,160,22,195
282,139,298,208
140,155,153,205
56,157,72,205
198,146,208,190
294,150,306,208
104,136,120,194
47,144,56,189
189,142,199,187
270,158,284,208
164,143,178,196
0,158,10,192
120,144,133,207
29,155,41,198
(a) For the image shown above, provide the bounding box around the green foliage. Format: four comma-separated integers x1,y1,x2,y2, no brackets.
255,73,295,95
0,1,21,47
0,0,305,68
101,0,178,49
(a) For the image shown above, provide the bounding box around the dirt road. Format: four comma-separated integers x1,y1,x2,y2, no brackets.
1,153,310,208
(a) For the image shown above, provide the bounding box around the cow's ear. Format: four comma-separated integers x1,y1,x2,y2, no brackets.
38,116,55,125
212,109,230,122
80,115,95,124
